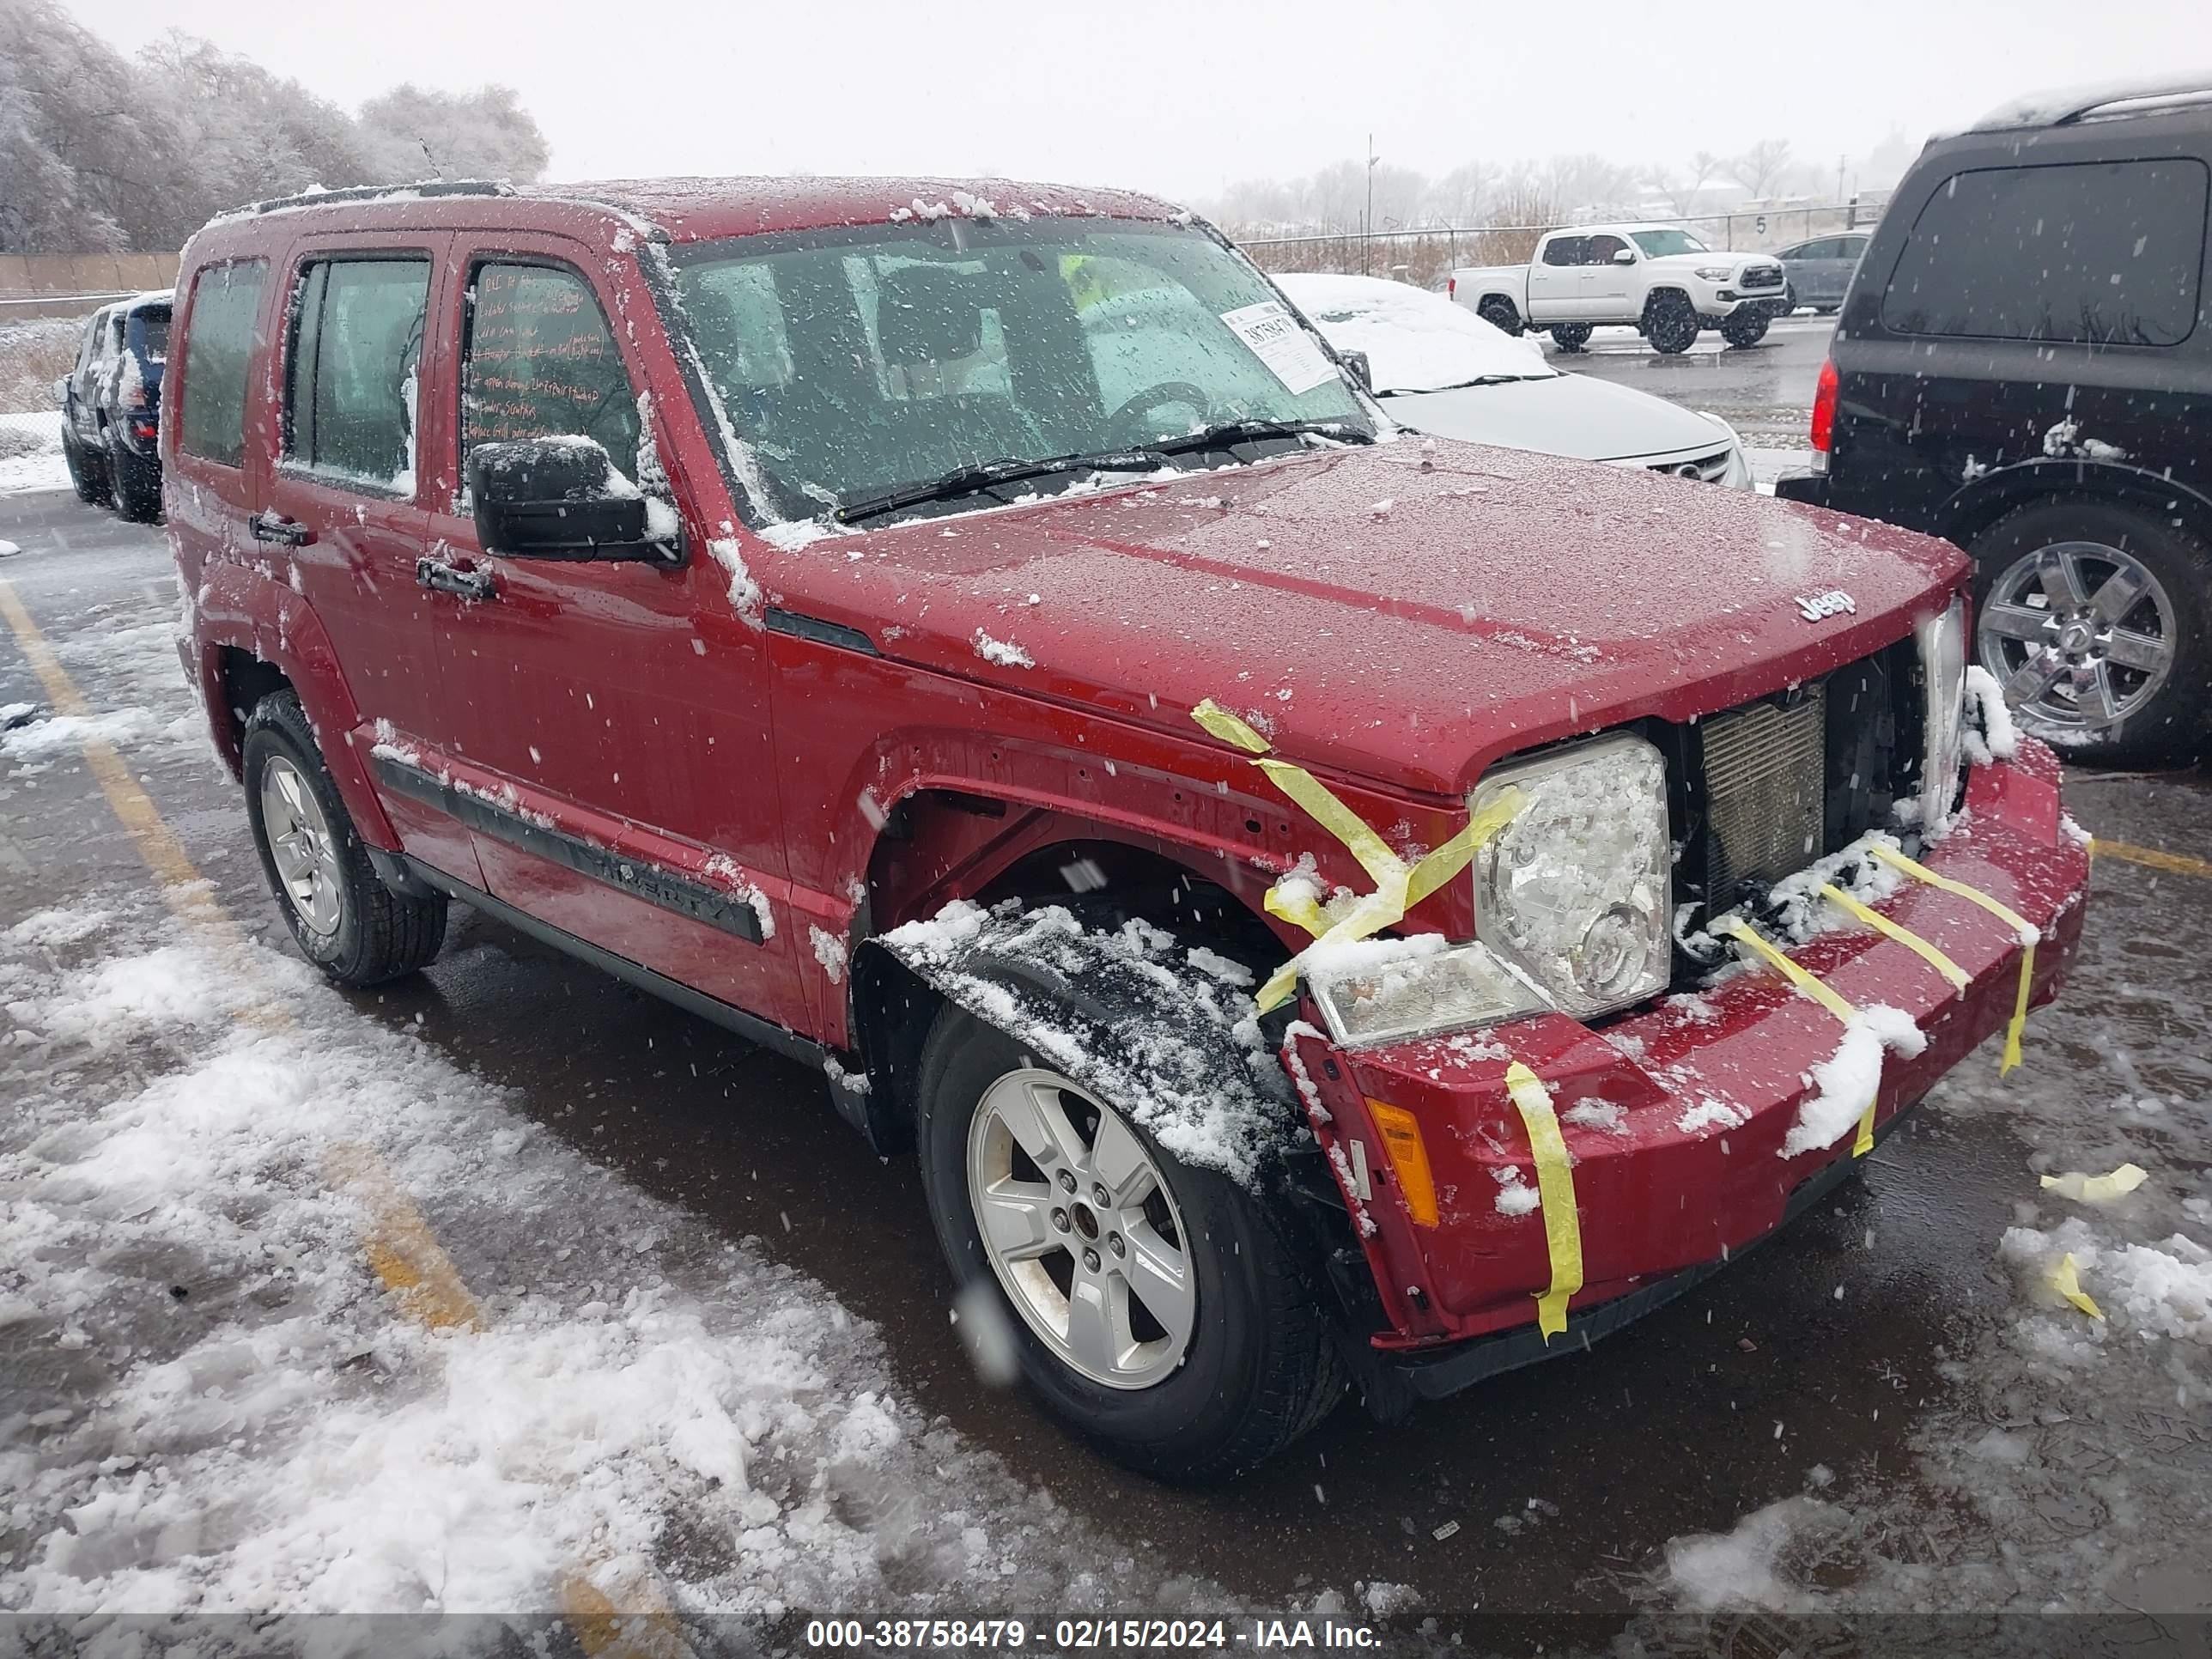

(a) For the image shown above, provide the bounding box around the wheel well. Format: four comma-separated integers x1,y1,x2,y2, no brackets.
1643,286,1692,316
847,834,1282,1155
1941,467,2212,557
211,647,293,773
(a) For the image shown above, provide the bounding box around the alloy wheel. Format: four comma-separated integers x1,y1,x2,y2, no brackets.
259,753,344,936
965,1066,1196,1390
1977,539,2177,738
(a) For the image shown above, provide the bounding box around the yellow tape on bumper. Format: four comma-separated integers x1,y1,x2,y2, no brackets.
1818,882,1971,993
1717,916,1880,1155
1867,843,2038,1075
1504,1061,1583,1342
1192,700,1525,1011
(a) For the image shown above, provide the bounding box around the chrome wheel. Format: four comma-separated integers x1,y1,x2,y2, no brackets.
259,754,343,937
1977,539,2177,738
965,1067,1195,1390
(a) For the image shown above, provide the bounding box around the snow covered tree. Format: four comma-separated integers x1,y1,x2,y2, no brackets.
356,85,549,185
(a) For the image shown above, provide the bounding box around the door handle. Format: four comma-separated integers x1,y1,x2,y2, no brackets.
249,510,314,546
416,556,497,603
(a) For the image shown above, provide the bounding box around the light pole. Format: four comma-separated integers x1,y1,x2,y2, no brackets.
1364,134,1378,276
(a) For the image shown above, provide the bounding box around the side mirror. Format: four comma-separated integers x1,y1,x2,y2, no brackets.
1612,247,1637,265
1338,349,1372,392
465,437,671,562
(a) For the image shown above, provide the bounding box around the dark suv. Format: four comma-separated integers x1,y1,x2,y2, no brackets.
57,289,172,520
1779,79,2212,764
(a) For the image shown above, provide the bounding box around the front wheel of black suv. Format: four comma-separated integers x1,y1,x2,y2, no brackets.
1970,497,2212,766
242,690,448,985
914,1002,1344,1481
63,431,109,506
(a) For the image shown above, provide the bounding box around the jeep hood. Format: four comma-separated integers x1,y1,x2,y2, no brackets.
767,441,1964,799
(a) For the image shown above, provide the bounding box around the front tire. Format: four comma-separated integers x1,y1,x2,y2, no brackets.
1970,499,2212,765
243,690,447,984
1720,310,1770,349
1549,323,1594,351
915,1004,1342,1480
63,431,109,506
1644,291,1700,354
1476,295,1524,336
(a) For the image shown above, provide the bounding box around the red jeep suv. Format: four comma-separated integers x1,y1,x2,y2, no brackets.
164,176,2091,1479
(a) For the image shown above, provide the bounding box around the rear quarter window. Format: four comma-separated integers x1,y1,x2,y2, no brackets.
1881,158,2209,345
179,262,268,467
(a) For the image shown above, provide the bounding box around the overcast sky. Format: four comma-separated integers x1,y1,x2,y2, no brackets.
60,0,2209,201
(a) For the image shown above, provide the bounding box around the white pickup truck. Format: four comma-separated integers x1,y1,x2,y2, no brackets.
1448,223,1790,354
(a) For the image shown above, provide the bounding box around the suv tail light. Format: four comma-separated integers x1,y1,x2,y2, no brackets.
1809,356,1838,453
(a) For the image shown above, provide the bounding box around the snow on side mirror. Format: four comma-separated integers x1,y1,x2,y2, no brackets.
465,437,668,563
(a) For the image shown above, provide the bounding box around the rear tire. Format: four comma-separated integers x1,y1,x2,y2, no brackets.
1476,295,1524,336
63,431,109,506
1968,498,2212,766
915,1003,1343,1481
242,690,447,985
1644,291,1700,354
1549,323,1594,351
108,439,161,522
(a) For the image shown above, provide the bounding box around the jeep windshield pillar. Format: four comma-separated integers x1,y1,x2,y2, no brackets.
168,174,2092,1480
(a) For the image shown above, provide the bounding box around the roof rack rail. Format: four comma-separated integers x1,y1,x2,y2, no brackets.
1970,73,2212,131
242,179,518,216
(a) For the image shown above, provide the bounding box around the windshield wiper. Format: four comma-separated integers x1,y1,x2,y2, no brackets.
836,450,1167,525
1379,374,1544,395
1147,417,1373,457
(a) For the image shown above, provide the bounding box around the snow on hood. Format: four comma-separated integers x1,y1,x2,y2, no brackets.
1376,371,1727,463
1277,272,1553,393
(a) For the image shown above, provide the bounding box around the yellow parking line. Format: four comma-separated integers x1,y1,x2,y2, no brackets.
2,573,685,1647
2092,837,2212,881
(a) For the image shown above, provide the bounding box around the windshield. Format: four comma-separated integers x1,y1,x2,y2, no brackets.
1276,272,1553,393
670,218,1371,526
1629,228,1711,258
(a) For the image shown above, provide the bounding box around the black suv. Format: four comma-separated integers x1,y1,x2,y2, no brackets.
56,290,172,521
1779,79,2211,764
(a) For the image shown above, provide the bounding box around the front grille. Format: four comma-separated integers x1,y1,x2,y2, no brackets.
1699,687,1827,903
1648,446,1735,483
1741,264,1784,289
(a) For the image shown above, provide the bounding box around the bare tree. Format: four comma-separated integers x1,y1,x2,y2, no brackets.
1726,139,1796,203
1642,151,1721,220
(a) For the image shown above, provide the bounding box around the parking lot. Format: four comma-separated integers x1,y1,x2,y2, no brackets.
4,326,2209,1650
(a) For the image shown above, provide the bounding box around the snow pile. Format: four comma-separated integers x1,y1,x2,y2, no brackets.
1273,272,1550,393
0,904,1267,1626
1759,830,1909,945
1663,1496,1854,1613
2000,1218,2212,1344
1963,664,2019,764
972,629,1034,669
1779,1005,1926,1158
878,901,1293,1187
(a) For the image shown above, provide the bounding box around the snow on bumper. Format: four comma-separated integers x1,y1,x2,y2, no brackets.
1285,743,2090,1355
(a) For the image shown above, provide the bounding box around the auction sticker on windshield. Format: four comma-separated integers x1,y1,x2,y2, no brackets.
1220,300,1338,395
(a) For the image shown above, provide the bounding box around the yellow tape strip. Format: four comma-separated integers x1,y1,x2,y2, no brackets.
2050,1252,2103,1321
2040,1163,2148,1204
1504,1061,1583,1342
1818,882,1971,993
1867,844,2037,1076
1717,916,1878,1154
1194,700,1526,1011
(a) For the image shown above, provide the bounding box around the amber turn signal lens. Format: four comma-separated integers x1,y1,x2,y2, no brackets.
1364,1100,1439,1228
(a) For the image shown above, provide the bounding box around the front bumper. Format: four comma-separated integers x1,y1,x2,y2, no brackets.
1285,740,2088,1383
1698,287,1790,319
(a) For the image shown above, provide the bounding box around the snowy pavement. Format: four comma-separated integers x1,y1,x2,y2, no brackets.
0,413,70,500
3,489,2211,1653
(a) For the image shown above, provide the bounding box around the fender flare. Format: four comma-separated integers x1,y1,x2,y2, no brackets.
1936,457,2212,550
860,900,1297,1193
191,566,401,851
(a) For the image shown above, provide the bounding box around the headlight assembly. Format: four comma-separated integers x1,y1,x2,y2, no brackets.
1916,597,1969,831
1473,733,1673,1019
1694,264,1735,282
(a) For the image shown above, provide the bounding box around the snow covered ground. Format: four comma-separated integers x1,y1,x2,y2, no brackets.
0,412,70,498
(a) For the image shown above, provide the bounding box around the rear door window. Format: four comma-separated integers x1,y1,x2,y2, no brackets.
286,257,432,492
1583,234,1629,264
460,262,640,480
178,262,267,468
1881,159,2209,345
